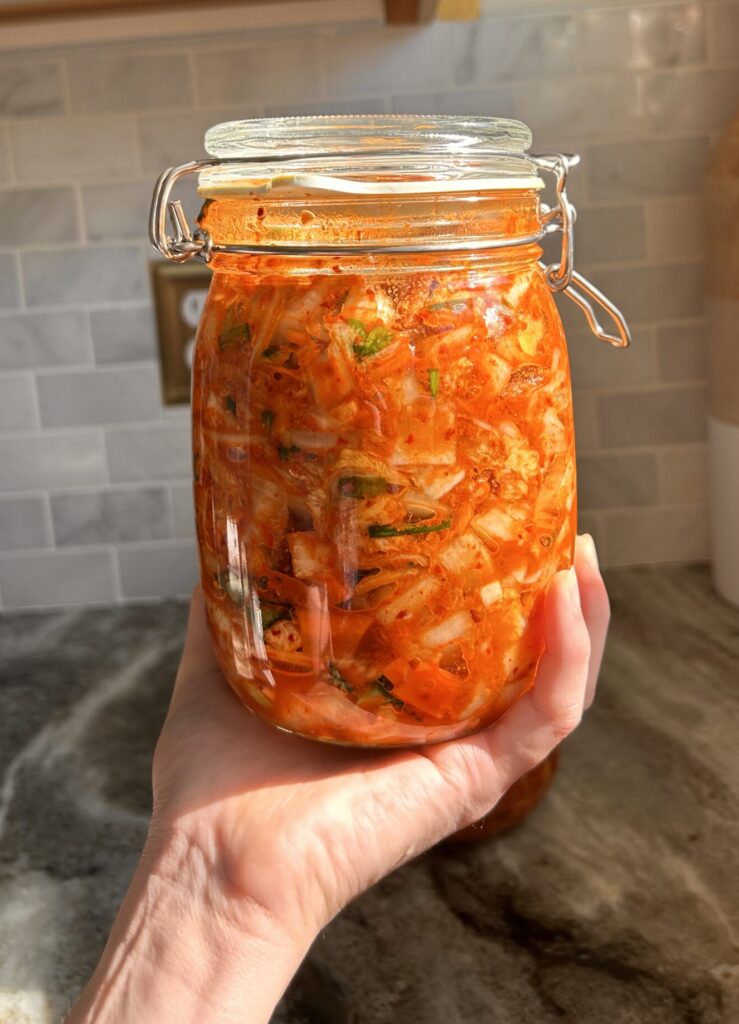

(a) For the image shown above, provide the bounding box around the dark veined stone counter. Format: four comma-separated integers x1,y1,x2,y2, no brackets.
0,565,737,1023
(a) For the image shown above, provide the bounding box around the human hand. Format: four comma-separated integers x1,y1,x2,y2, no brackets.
152,534,608,934
67,535,608,1024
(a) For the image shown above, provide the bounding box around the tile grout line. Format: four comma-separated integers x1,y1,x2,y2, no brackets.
41,489,56,549
110,543,124,605
57,54,73,117
12,249,26,309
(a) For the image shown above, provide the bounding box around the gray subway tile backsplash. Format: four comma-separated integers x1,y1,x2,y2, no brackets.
0,432,106,493
0,496,50,552
0,186,78,247
11,115,140,183
22,245,148,307
0,10,733,601
508,78,583,149
604,503,709,567
578,452,659,510
587,137,710,201
568,325,655,390
81,181,154,243
0,549,118,608
707,0,739,64
643,67,739,136
656,322,707,382
0,62,66,118
575,204,647,266
37,366,162,428
137,108,243,174
0,374,38,432
587,263,704,325
598,386,707,449
67,53,192,115
322,25,452,97
658,445,708,505
170,481,195,539
0,254,21,309
647,197,704,263
448,14,577,86
0,311,93,370
267,97,391,117
117,541,198,599
391,86,514,119
105,423,191,482
580,5,705,73
51,486,172,546
196,40,322,105
89,305,157,365
0,125,10,183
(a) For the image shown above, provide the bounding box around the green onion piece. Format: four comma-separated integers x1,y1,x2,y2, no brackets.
218,322,251,351
346,318,368,340
262,346,280,360
328,663,355,693
277,444,301,462
428,368,440,398
368,518,451,539
338,475,388,499
261,409,274,429
224,395,237,416
370,675,404,708
353,326,393,360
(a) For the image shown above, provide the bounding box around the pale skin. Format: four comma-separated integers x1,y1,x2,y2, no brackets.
67,534,609,1024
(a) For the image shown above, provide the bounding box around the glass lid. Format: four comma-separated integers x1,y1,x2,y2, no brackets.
198,114,544,196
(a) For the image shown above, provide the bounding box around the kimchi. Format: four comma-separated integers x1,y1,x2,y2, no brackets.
192,234,576,745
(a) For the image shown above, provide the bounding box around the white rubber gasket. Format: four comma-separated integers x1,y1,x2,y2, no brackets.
197,171,544,197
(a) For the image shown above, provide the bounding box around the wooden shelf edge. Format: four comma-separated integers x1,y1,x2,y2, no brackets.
384,0,440,25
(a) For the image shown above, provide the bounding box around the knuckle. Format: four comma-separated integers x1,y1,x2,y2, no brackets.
570,627,592,668
551,702,583,741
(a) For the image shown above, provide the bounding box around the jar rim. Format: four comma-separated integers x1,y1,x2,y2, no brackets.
199,114,544,196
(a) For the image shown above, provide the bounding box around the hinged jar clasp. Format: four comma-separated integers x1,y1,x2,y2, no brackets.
532,153,630,349
149,150,630,349
150,160,214,263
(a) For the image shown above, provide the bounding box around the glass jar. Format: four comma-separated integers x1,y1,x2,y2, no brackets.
151,116,628,750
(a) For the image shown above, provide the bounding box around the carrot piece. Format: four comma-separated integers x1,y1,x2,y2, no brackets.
329,609,375,660
382,657,467,719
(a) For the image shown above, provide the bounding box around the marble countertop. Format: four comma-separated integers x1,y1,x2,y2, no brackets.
1,565,737,1023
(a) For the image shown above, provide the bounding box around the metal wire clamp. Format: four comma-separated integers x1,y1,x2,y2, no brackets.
150,153,630,348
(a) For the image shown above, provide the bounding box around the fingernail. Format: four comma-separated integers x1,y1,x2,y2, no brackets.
564,566,580,605
582,533,600,570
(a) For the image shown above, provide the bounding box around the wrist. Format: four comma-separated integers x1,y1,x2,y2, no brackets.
67,826,315,1024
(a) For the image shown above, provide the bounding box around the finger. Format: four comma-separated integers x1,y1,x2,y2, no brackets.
171,585,222,703
425,566,590,823
574,534,610,709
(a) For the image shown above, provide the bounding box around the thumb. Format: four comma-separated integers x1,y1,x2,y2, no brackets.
171,586,224,705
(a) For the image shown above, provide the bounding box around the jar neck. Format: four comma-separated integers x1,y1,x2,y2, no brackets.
197,187,543,261
207,244,544,279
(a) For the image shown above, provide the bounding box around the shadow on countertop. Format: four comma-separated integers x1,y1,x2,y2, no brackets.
0,565,737,1023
